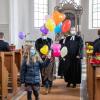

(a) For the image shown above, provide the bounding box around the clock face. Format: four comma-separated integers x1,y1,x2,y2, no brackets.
65,13,75,27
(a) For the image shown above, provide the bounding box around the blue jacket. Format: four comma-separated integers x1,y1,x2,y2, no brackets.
20,57,50,84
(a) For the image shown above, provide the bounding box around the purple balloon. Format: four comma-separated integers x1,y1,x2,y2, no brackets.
40,25,48,34
18,32,26,39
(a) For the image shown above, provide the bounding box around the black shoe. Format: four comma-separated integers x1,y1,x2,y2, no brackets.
66,83,70,87
72,84,76,88
35,97,40,100
60,76,63,79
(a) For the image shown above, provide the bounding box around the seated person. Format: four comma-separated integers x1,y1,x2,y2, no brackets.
93,29,100,55
0,32,10,51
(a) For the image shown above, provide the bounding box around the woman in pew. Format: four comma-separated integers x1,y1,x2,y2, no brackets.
20,45,42,100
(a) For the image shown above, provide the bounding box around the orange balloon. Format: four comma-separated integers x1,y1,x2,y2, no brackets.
52,11,65,25
62,19,71,33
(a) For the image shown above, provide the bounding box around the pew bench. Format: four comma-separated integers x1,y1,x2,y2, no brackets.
0,50,22,99
87,56,100,100
0,52,8,100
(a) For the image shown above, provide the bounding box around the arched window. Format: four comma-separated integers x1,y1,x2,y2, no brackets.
32,0,49,28
89,0,100,29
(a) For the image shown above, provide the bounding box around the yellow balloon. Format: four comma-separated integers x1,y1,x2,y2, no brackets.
40,45,49,55
88,45,93,49
45,18,55,32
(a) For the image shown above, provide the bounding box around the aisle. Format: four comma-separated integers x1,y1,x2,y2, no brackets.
19,79,80,100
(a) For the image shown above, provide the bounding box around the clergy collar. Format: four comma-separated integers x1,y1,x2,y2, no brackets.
70,36,75,40
41,35,47,40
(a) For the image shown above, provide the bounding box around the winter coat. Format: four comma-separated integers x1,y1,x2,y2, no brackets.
20,57,41,84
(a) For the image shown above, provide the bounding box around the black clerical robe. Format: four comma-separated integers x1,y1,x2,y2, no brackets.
58,38,66,76
63,35,83,84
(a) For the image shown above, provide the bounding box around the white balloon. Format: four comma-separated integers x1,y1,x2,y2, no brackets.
61,46,68,58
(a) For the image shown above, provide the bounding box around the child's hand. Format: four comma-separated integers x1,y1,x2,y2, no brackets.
47,51,51,59
20,84,25,91
76,56,80,59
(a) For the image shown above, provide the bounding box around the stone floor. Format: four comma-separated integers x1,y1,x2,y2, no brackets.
19,79,80,100
12,57,88,100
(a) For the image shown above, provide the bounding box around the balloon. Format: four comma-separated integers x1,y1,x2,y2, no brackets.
45,18,55,32
51,44,61,57
54,22,62,33
51,11,65,25
40,45,49,55
18,32,26,39
40,25,49,35
62,19,71,33
61,46,68,58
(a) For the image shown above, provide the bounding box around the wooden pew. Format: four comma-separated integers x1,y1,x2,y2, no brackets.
0,50,22,99
86,41,94,100
14,49,22,72
87,55,94,100
0,52,8,100
87,56,100,100
14,49,22,87
4,52,18,97
93,64,100,100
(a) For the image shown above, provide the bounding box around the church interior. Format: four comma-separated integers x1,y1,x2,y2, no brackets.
0,0,100,100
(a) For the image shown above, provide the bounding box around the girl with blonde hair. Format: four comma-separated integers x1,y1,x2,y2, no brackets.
20,45,42,100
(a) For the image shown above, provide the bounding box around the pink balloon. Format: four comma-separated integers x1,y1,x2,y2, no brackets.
51,44,61,57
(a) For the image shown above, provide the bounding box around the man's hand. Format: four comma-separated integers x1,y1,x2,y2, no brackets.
76,56,80,59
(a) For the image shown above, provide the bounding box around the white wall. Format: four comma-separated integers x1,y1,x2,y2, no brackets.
9,0,32,48
0,0,9,41
0,0,9,24
17,0,32,48
81,0,98,42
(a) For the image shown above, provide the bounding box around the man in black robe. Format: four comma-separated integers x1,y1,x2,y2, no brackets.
63,27,83,88
58,34,70,78
58,38,65,78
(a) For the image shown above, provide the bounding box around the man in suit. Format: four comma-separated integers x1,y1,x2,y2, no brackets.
0,32,10,51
